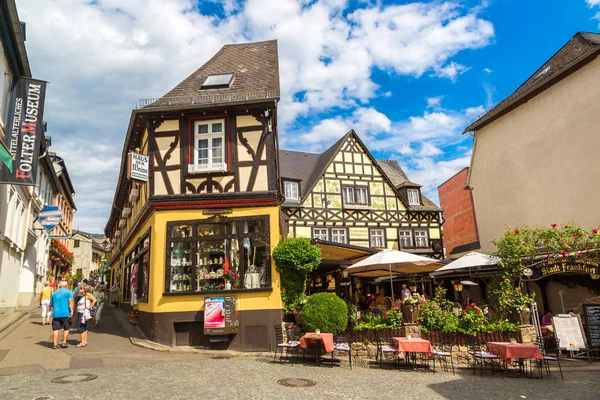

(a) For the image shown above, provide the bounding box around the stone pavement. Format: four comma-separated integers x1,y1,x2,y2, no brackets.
0,307,598,399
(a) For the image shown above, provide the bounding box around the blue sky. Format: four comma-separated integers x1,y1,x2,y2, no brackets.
15,0,600,233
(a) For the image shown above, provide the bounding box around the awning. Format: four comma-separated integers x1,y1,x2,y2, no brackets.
311,239,379,262
430,252,499,277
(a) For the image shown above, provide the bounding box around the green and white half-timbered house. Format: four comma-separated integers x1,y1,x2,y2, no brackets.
279,130,443,296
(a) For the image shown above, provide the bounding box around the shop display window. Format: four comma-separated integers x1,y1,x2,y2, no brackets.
125,230,151,303
166,216,271,293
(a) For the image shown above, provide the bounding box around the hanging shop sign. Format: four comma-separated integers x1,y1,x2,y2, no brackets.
39,205,63,231
525,258,600,281
204,296,238,335
202,209,233,215
127,151,149,182
0,78,47,186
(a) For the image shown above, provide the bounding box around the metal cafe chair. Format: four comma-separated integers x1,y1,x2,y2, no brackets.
329,333,353,369
273,325,300,363
467,337,504,378
432,334,455,375
538,337,564,380
374,331,400,369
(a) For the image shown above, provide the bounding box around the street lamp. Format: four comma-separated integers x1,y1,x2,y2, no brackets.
409,283,417,293
452,281,463,292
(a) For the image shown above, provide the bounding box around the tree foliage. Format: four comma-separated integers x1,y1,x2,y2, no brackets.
272,238,321,305
491,223,600,317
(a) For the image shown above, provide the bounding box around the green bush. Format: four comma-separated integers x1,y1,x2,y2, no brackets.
301,293,348,334
273,238,321,305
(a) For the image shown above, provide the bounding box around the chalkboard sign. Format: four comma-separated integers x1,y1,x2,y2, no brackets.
583,304,600,348
552,314,587,351
204,296,238,335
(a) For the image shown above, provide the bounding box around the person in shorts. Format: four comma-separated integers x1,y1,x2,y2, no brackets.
50,281,74,349
76,284,96,348
40,281,53,326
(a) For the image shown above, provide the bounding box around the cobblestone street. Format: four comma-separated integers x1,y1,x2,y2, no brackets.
0,308,598,399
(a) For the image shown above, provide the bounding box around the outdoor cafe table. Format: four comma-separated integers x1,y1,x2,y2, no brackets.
486,342,543,365
300,332,334,366
393,337,433,369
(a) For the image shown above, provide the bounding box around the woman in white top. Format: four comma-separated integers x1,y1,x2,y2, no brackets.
76,284,96,348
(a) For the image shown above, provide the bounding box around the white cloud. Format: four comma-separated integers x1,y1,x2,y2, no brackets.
419,143,443,157
426,96,443,108
483,67,493,74
15,0,495,231
586,0,600,6
397,144,414,155
433,62,470,81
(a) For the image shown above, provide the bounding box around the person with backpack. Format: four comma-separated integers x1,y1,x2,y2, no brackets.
75,284,97,348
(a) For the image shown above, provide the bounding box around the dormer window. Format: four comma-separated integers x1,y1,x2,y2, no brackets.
407,189,420,205
200,73,234,90
284,181,299,202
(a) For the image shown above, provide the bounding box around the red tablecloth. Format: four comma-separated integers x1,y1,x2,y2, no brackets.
486,342,543,364
392,337,433,355
300,333,334,353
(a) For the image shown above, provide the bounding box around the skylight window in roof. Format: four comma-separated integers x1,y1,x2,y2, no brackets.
201,73,234,90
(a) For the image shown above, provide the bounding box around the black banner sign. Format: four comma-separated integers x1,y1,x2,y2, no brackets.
526,258,600,281
0,78,47,186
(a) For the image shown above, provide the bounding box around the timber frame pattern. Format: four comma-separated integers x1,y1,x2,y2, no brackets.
281,131,444,258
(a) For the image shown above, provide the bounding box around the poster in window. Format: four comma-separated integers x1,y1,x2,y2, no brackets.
204,296,238,335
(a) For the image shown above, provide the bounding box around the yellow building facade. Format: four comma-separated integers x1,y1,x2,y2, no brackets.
105,40,283,350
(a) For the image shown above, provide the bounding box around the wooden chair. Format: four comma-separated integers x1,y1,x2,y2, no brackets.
273,325,300,363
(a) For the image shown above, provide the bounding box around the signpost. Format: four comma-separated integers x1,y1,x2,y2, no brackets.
127,152,149,182
39,205,63,231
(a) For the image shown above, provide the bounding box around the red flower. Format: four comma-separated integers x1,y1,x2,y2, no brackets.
564,225,569,228
471,302,476,307
589,236,593,239
594,229,598,234
551,224,557,228
559,233,563,237
573,233,577,237
514,229,520,234
579,233,583,237
476,309,481,315
383,311,387,315
561,250,568,256
578,253,583,258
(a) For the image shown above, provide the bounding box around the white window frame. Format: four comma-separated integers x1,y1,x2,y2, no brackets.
189,119,227,173
342,186,370,208
284,181,299,202
342,187,355,204
313,228,328,241
355,187,369,204
414,230,429,248
370,229,385,248
331,229,347,244
398,230,413,248
407,189,420,206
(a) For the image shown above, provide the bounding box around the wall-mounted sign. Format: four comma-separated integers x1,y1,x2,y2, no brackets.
202,209,233,215
525,258,600,281
0,78,47,186
204,296,238,335
127,152,149,182
39,205,63,231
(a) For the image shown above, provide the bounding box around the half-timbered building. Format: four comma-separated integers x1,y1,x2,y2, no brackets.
279,130,443,296
105,40,282,350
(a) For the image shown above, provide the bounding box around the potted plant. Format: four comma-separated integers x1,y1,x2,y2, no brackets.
223,270,239,290
401,294,426,323
510,294,535,325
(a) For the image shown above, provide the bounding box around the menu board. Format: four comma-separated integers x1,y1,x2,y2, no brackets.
552,315,587,351
204,296,238,335
583,304,600,348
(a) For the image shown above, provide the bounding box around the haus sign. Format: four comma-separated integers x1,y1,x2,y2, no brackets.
127,151,149,182
0,78,47,186
525,258,600,281
39,205,63,231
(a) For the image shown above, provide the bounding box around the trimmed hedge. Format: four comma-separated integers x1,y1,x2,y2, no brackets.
301,293,348,335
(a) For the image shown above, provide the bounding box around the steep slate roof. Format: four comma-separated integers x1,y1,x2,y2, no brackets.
279,130,440,211
146,40,280,108
464,32,600,132
377,160,441,211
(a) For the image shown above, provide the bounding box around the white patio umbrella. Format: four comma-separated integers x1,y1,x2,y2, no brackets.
429,252,500,277
345,249,443,301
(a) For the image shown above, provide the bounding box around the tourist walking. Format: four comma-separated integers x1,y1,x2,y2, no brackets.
76,284,96,348
39,282,53,326
93,284,105,328
49,281,74,349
